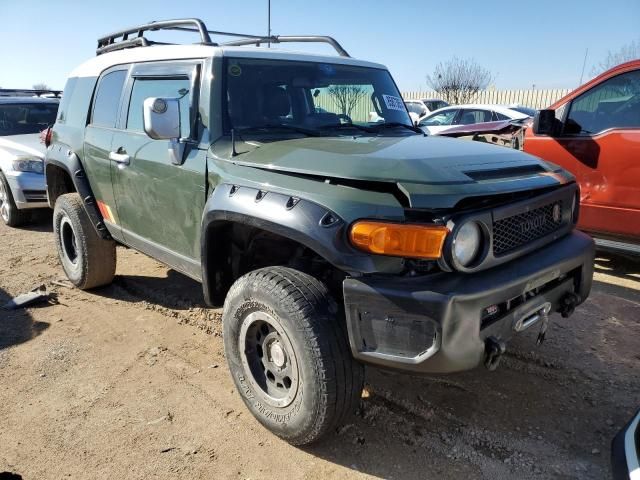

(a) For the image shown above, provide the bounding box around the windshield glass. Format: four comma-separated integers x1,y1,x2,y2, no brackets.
0,102,58,136
224,58,412,135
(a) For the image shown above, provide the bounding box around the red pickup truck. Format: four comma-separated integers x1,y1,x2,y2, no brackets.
524,60,640,252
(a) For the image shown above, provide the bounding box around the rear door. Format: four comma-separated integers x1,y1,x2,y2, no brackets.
83,68,128,241
110,61,207,278
558,69,640,238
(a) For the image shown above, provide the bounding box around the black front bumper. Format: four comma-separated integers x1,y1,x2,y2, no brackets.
343,231,594,373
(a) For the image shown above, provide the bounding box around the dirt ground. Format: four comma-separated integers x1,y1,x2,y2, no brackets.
0,212,638,480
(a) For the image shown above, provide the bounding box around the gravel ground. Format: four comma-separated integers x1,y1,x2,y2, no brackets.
0,212,638,480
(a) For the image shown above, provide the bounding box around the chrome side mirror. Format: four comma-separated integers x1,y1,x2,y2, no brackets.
143,97,180,140
143,97,186,165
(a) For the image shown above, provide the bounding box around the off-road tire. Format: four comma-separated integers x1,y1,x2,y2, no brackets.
0,171,30,227
53,193,116,289
223,267,364,445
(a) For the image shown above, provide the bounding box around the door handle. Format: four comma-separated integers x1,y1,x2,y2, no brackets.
109,151,130,165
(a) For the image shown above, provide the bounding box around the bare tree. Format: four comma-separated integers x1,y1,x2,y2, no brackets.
426,57,493,105
328,85,366,117
32,82,51,90
591,39,640,76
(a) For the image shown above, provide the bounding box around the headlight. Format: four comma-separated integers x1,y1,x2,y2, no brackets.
12,156,44,174
452,221,482,267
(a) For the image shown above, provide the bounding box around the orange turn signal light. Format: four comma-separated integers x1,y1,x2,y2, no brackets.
349,221,449,259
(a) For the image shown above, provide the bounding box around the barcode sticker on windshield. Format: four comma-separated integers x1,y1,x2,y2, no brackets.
383,94,405,111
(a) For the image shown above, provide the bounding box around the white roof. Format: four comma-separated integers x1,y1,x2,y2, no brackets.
68,44,387,78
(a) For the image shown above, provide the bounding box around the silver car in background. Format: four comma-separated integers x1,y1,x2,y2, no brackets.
0,92,59,226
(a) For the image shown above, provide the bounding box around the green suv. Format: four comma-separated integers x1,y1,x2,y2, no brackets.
45,19,594,445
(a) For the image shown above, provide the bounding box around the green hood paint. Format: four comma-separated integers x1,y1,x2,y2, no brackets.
224,135,570,210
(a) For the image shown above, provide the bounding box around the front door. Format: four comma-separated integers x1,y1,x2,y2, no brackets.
111,62,206,279
557,69,640,239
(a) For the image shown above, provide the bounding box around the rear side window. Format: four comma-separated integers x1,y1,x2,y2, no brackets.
456,109,493,125
566,69,640,134
126,77,191,137
91,70,127,128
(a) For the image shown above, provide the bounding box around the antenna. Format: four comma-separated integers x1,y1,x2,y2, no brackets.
231,128,239,157
267,0,271,48
579,48,589,85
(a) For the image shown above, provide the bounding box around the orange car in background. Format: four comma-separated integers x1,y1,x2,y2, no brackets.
524,60,640,252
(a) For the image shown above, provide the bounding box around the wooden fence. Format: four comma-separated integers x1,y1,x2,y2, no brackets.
402,88,572,109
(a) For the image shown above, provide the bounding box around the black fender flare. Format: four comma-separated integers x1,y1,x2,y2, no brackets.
45,145,110,239
200,183,384,306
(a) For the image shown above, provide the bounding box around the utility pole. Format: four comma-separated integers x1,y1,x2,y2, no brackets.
579,48,588,85
267,0,271,48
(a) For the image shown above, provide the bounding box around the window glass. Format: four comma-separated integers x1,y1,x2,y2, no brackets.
424,100,448,111
455,109,493,125
494,111,510,121
224,58,412,133
91,70,126,127
126,77,191,137
419,109,457,126
0,102,58,136
566,69,640,134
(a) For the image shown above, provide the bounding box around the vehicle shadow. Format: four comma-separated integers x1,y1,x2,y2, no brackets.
98,269,207,311
593,251,640,302
0,287,49,350
19,209,52,233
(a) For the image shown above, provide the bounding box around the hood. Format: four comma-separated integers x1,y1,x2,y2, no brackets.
0,134,46,159
226,135,570,209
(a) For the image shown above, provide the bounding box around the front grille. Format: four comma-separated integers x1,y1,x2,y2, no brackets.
493,201,563,255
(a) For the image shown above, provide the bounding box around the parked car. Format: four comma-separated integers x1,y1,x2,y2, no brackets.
524,60,640,252
46,18,594,445
404,98,449,120
0,91,59,226
418,104,529,135
611,408,640,480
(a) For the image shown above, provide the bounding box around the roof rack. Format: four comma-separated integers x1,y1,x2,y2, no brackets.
96,17,350,57
0,89,62,98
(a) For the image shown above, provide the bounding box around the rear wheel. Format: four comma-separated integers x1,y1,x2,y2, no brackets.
223,267,364,445
53,193,116,289
0,172,29,227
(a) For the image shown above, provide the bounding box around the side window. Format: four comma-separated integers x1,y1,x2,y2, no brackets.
456,109,493,125
566,69,640,134
91,70,127,128
126,77,191,137
420,109,457,126
494,111,510,121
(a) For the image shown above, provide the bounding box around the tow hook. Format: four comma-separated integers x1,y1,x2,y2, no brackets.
558,293,580,318
484,336,506,371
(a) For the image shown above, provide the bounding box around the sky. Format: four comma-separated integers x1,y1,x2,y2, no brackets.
1,0,638,92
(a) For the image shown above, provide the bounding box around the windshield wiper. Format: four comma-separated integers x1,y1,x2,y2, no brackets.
318,123,376,133
371,122,422,134
237,124,322,137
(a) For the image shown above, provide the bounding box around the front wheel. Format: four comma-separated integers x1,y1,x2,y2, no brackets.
0,172,29,227
223,267,364,445
53,193,116,289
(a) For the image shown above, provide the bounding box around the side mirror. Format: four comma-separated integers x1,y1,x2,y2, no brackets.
143,97,186,165
533,109,557,136
143,97,180,140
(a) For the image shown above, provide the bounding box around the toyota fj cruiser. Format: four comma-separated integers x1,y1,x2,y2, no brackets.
45,19,594,445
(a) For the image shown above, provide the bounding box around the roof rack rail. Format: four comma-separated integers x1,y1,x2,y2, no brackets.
96,17,350,57
222,36,350,57
0,89,62,98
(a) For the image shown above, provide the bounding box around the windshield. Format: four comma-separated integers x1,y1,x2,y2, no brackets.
224,58,412,135
0,102,58,136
